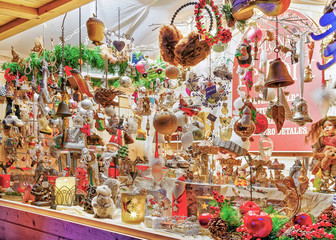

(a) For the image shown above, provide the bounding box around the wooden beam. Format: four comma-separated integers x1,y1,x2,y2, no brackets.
38,0,73,15
0,18,28,34
0,1,38,19
0,0,94,41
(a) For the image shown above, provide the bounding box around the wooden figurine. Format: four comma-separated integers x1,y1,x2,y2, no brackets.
276,175,308,218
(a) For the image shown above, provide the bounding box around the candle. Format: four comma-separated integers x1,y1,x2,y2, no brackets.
55,177,76,206
121,193,146,224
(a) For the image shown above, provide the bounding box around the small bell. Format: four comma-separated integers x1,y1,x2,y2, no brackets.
56,101,72,117
265,58,294,88
291,97,313,126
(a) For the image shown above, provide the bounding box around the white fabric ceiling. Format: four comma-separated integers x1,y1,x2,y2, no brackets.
0,0,327,60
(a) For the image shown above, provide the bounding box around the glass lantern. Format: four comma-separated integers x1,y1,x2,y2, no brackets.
121,193,147,224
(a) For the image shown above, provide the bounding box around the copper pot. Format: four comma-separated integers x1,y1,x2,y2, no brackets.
86,16,105,46
153,110,178,135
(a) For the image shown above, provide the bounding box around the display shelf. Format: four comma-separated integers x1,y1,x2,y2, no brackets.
0,199,184,240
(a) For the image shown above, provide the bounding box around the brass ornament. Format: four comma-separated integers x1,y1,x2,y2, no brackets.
153,110,178,135
265,58,294,88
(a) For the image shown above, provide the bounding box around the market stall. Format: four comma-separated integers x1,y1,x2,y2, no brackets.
1,0,336,240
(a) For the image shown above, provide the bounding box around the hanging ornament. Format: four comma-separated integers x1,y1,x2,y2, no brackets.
291,97,313,126
304,65,313,83
244,67,254,96
165,65,180,79
119,75,132,88
246,27,263,42
212,42,228,53
231,0,291,21
265,58,294,88
235,40,252,68
112,7,125,52
136,59,150,74
86,15,105,46
254,112,268,134
265,102,274,119
261,87,276,102
194,0,232,46
259,134,274,162
265,17,294,88
246,26,263,60
153,110,178,135
272,102,285,134
291,34,313,126
234,106,255,141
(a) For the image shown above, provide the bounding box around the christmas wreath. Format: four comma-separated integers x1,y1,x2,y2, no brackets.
195,0,232,46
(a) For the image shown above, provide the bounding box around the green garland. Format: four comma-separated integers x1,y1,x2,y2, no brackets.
1,44,132,82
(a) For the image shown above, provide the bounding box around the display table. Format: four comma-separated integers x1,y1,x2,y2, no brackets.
0,199,202,240
221,185,334,217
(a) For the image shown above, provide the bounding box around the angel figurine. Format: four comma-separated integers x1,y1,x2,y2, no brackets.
276,175,308,218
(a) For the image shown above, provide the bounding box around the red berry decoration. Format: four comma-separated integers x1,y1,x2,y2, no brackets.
194,0,231,46
239,201,261,216
243,211,273,238
292,212,313,226
199,213,212,228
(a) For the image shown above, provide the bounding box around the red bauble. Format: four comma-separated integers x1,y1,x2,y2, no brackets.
243,211,273,238
292,212,313,226
254,112,268,134
199,213,212,229
239,201,261,216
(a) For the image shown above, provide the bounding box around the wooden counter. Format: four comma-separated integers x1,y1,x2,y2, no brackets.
0,199,183,240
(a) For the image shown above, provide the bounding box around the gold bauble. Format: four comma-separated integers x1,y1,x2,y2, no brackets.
153,110,178,135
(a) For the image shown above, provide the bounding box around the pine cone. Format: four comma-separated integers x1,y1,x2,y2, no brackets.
208,217,228,240
317,205,336,226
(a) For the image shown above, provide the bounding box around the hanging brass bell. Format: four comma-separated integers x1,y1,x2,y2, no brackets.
265,58,294,88
56,101,72,117
291,97,313,126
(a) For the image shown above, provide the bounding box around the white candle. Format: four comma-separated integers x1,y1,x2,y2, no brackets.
55,177,76,206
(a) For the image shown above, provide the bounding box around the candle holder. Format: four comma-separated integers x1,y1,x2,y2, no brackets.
55,177,76,206
121,193,146,224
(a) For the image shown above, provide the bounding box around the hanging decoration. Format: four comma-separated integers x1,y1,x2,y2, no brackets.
159,2,213,67
230,0,291,21
186,75,230,109
291,33,313,126
195,0,232,46
104,8,134,64
311,4,336,70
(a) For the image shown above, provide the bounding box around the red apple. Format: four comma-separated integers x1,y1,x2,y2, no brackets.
292,212,313,226
243,211,273,238
239,201,261,216
199,213,212,229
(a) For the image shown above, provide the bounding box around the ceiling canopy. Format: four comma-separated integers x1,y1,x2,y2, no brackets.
0,0,327,60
